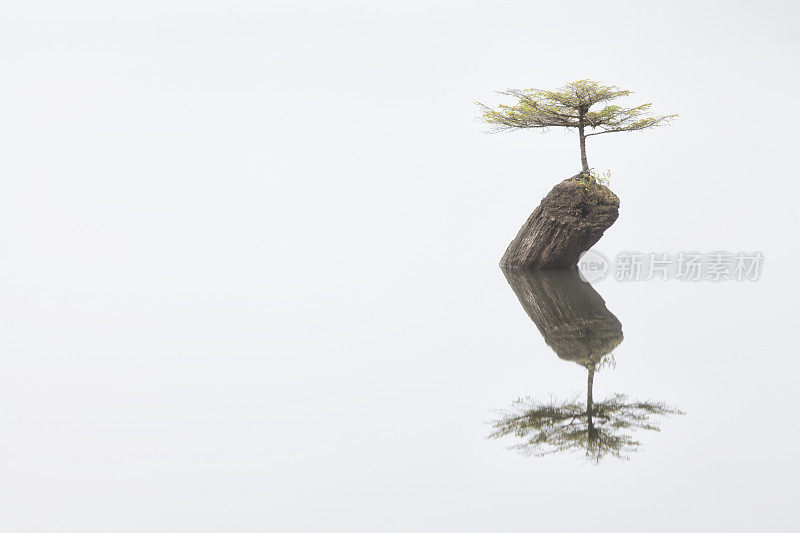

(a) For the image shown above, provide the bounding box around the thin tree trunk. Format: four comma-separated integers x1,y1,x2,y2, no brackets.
578,110,589,173
586,365,595,438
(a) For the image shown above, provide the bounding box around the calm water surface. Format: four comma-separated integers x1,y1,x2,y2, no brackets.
2,247,795,532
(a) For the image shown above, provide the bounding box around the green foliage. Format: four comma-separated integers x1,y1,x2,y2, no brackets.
593,351,616,370
477,79,677,171
488,393,683,463
478,80,676,134
571,168,613,189
590,169,613,187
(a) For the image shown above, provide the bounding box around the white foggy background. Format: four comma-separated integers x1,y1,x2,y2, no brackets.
1,0,799,532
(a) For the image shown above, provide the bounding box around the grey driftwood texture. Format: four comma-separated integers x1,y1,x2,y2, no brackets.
500,173,620,269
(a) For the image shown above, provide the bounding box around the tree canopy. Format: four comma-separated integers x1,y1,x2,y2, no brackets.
478,80,677,173
489,393,683,463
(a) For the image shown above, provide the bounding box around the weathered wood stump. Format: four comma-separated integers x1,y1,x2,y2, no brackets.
501,267,623,365
500,173,620,269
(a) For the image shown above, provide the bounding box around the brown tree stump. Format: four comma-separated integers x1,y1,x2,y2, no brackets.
500,173,620,269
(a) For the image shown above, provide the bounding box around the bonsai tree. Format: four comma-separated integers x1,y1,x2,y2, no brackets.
478,79,677,173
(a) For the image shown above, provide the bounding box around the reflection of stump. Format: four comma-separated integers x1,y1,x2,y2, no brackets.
500,174,620,269
502,267,623,365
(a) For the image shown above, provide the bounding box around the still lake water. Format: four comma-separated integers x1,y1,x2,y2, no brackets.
2,241,796,532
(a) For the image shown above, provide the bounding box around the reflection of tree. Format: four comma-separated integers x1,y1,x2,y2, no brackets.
489,394,682,462
492,267,683,462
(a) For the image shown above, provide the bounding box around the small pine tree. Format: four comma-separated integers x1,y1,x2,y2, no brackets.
478,79,677,173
